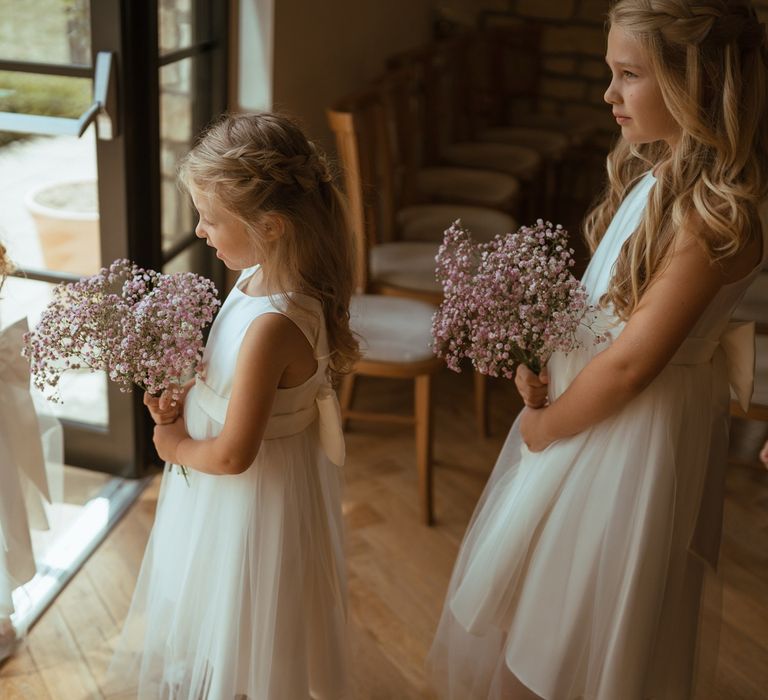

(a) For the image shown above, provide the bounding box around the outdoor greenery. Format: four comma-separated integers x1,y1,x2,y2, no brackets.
0,72,91,147
0,0,91,147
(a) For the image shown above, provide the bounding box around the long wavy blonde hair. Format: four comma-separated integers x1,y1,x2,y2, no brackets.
584,0,768,320
178,112,360,377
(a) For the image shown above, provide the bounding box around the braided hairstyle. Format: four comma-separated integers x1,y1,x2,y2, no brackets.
584,0,768,321
178,112,360,377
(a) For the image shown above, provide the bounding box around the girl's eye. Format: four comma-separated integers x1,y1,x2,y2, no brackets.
623,70,637,79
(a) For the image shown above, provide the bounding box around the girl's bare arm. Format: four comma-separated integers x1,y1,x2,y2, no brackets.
154,313,314,474
523,223,759,450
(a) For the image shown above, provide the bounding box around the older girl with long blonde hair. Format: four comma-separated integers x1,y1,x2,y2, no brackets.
430,2,768,698
108,112,357,699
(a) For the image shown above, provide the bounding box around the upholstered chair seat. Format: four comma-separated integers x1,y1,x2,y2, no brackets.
343,293,444,524
508,113,598,147
369,242,441,296
441,141,541,182
475,127,570,162
412,167,520,210
397,204,516,243
350,295,437,364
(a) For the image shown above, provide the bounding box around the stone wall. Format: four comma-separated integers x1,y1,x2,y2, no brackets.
490,0,768,221
502,0,768,150
499,0,612,152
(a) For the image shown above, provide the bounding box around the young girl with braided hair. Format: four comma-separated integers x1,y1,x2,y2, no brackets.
430,1,768,698
108,113,358,699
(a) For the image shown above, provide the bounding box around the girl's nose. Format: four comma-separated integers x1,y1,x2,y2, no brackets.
604,79,620,105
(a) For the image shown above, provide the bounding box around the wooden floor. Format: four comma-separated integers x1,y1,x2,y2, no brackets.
1,368,767,699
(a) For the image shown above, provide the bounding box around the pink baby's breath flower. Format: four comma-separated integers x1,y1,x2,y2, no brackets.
23,259,220,403
432,220,600,378
23,259,221,484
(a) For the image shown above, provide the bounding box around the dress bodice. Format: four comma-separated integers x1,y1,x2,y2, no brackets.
186,265,344,465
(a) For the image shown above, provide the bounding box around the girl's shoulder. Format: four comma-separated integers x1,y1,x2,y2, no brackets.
222,266,324,350
675,206,765,286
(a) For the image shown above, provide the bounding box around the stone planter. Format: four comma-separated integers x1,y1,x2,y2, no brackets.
25,180,100,275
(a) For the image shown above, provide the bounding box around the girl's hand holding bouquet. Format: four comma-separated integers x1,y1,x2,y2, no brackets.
152,417,190,464
431,219,606,452
515,364,550,409
23,259,220,481
143,377,195,425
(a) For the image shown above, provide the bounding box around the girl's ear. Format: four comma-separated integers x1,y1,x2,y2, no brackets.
259,212,289,242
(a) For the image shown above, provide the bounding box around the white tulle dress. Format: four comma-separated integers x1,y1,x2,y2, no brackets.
108,266,348,700
429,170,767,700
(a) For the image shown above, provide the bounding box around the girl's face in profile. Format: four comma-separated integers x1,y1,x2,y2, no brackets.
191,189,259,270
604,25,680,147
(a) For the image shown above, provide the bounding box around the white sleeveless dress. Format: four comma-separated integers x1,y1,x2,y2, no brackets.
429,170,767,700
108,266,348,699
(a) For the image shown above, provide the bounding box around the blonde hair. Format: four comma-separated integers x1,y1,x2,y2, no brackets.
178,112,360,377
584,0,768,320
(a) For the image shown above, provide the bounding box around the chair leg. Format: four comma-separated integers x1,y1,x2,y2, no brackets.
339,373,356,431
414,374,434,526
474,371,489,438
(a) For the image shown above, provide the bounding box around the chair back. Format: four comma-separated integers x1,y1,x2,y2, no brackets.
481,22,544,125
387,45,447,163
327,106,369,293
376,66,430,208
327,86,400,289
388,38,484,154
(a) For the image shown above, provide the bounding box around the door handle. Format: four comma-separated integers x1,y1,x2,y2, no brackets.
0,51,118,140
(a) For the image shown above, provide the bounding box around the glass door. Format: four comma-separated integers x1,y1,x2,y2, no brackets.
0,0,229,477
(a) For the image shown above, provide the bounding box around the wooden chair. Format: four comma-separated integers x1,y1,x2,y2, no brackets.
730,265,768,422
731,333,768,422
419,43,544,207
329,88,504,437
469,21,601,218
328,86,517,302
469,19,599,148
377,64,522,218
328,105,445,525
387,39,551,221
343,295,444,525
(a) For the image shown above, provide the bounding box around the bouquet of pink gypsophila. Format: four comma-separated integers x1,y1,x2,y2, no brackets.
432,219,603,378
23,259,220,405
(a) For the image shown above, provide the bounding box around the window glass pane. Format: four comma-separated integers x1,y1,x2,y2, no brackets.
0,276,109,427
0,127,100,275
0,121,106,424
164,240,219,293
163,242,202,275
160,56,197,251
159,0,206,56
0,0,91,65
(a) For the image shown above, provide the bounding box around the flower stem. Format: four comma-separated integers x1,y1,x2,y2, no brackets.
177,464,190,486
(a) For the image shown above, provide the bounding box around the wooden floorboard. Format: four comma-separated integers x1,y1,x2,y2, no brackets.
1,367,766,699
